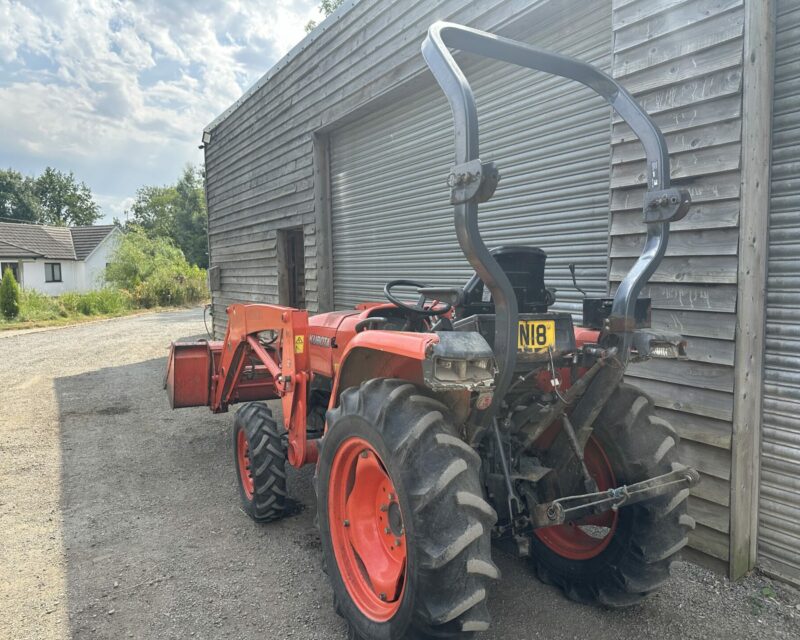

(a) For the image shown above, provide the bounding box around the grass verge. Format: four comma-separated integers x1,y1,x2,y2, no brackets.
0,289,205,331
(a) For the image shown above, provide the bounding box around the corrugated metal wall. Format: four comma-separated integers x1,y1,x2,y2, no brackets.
329,2,611,315
759,0,800,586
609,0,745,572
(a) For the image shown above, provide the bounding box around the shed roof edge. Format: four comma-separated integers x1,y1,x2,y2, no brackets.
204,0,361,135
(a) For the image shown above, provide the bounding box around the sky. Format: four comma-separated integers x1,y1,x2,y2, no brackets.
0,0,326,223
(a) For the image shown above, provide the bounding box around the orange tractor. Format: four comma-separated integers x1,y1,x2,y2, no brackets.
167,23,698,639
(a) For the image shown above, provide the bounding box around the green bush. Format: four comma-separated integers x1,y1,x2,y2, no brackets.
106,229,207,308
1,288,132,324
0,268,20,319
16,289,64,321
59,289,131,316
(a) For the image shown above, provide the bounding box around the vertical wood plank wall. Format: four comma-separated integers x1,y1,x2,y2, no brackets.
610,0,746,572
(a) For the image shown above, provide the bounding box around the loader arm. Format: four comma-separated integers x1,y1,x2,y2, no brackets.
215,303,314,466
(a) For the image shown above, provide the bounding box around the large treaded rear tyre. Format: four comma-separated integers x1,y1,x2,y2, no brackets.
531,384,695,607
317,379,499,639
233,402,288,522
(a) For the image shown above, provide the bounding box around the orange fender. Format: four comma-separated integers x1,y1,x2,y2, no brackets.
328,330,440,414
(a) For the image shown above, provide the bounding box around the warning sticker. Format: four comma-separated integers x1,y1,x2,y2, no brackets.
294,335,305,353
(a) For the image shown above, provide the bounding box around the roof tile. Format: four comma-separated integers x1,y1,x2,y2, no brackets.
70,225,116,259
0,222,117,261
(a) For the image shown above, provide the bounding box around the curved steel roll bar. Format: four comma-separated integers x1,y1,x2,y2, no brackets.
421,22,690,422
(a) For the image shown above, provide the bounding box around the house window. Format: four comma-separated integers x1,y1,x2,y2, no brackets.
1,262,19,282
45,262,62,283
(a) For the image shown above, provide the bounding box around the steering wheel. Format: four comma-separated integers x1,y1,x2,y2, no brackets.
384,279,452,317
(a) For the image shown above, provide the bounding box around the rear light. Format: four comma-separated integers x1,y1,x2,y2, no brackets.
630,331,687,360
648,340,687,359
433,357,496,383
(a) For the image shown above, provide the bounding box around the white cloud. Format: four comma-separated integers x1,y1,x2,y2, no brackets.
94,192,136,223
0,1,54,62
0,0,326,222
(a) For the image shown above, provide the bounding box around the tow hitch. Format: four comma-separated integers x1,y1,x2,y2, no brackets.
532,465,700,528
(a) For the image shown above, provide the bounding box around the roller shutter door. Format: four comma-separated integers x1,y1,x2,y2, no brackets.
329,0,611,314
759,0,800,585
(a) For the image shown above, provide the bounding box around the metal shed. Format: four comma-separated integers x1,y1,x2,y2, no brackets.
202,0,798,585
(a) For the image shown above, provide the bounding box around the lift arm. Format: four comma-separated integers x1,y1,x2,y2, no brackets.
215,304,313,467
166,304,315,467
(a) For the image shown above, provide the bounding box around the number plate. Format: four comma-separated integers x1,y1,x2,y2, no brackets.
517,320,555,351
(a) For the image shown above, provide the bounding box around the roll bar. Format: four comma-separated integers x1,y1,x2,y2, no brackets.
421,22,690,422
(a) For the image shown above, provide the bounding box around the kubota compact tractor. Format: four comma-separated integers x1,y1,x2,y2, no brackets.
166,22,699,640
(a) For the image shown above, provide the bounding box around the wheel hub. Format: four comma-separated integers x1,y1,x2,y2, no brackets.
534,435,619,560
387,501,403,537
236,429,254,499
328,438,407,622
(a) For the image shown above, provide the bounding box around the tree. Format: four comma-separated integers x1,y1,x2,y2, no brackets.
0,267,20,319
105,229,207,307
124,165,208,268
33,167,101,226
106,229,189,290
173,166,209,268
305,0,345,32
0,169,42,223
0,167,101,226
128,184,177,239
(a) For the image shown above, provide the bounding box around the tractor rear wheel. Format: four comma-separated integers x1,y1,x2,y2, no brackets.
531,384,694,607
317,378,499,639
233,402,288,522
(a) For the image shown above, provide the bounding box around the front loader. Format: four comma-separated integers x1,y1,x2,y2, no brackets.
166,22,699,639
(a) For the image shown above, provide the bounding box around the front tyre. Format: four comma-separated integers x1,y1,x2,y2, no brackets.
531,384,695,607
233,402,288,522
317,379,499,639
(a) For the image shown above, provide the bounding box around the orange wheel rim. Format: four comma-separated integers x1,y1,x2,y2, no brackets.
328,437,407,622
535,435,619,560
237,429,255,499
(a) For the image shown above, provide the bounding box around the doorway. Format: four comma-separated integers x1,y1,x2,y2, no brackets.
278,227,305,308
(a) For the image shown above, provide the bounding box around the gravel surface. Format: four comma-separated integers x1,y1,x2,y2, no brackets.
1,307,798,639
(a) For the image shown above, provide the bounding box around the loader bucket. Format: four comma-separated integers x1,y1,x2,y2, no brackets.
165,341,214,408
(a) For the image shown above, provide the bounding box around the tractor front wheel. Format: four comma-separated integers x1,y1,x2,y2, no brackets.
233,402,288,522
317,379,499,639
531,384,694,607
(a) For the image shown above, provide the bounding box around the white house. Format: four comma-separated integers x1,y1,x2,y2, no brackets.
0,222,122,295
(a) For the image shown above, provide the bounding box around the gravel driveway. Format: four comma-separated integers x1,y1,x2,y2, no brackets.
1,307,798,640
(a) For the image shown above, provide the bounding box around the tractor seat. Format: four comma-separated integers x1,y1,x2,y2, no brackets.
459,246,555,316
